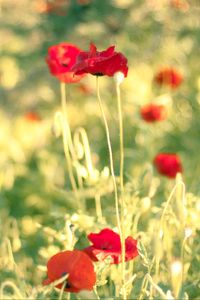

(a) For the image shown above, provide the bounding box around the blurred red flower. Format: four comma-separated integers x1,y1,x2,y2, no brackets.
43,250,96,293
83,228,138,264
35,0,68,16
170,0,189,11
24,112,41,122
140,103,167,122
72,43,128,77
154,153,183,178
154,68,183,89
46,43,85,83
77,83,93,95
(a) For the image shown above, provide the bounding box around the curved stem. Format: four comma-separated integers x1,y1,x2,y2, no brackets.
57,112,78,193
116,83,124,192
60,83,77,192
95,193,103,223
116,82,126,300
96,77,121,236
60,83,75,157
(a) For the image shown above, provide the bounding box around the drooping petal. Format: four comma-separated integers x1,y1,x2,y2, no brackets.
46,43,85,83
73,44,128,77
44,250,96,293
84,228,138,265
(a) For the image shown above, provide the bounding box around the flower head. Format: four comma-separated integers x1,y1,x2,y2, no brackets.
83,228,138,264
46,43,85,83
43,250,96,293
24,112,41,122
154,153,183,178
154,67,183,89
170,0,189,11
72,43,128,77
140,103,167,122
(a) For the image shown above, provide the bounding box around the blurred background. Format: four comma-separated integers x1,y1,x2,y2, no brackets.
0,0,200,298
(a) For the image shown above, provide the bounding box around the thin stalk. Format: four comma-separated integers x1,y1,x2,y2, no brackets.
180,236,187,289
60,83,80,201
96,77,122,236
138,273,151,300
116,82,126,300
58,281,66,300
146,275,168,300
60,82,74,156
95,194,103,223
116,83,124,192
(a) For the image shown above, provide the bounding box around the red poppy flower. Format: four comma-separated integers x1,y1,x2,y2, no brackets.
154,153,183,178
83,228,138,264
170,0,189,11
154,68,183,89
35,0,67,15
24,112,41,122
46,43,85,83
140,103,167,123
72,43,128,77
77,83,92,95
43,250,96,293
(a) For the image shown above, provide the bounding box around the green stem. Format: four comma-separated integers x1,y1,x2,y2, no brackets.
61,82,77,192
180,236,187,290
95,193,103,223
96,77,122,236
58,281,65,300
116,82,126,300
60,83,74,156
116,83,124,192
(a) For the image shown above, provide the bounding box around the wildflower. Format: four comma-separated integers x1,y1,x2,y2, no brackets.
154,153,183,178
24,112,41,122
83,228,138,264
170,0,189,11
154,67,183,89
77,83,92,95
140,103,167,122
46,43,85,83
35,0,67,15
72,43,128,77
43,250,96,293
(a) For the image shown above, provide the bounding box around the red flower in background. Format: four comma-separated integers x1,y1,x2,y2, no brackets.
154,67,183,89
170,0,189,11
72,43,128,77
46,43,85,83
83,228,138,264
35,0,68,16
154,153,183,178
24,112,41,122
140,103,167,123
43,250,96,293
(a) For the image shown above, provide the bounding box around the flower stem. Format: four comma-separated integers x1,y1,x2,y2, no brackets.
60,82,74,156
60,83,78,195
116,83,124,192
96,77,122,236
95,193,103,223
116,82,126,300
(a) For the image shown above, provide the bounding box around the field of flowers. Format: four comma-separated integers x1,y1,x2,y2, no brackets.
1,0,200,299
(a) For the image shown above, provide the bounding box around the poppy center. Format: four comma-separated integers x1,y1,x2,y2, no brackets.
100,242,113,250
93,73,104,76
65,281,71,288
61,272,71,289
